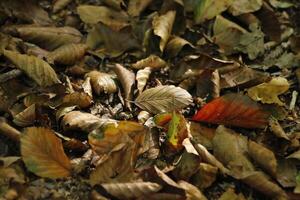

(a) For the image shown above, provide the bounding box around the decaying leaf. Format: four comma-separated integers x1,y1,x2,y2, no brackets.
136,67,151,94
14,26,82,50
101,182,162,199
132,55,167,70
177,180,208,200
192,163,218,189
135,85,193,114
193,93,270,128
196,69,220,99
3,50,60,87
228,0,262,16
218,188,246,200
165,36,194,58
85,71,118,95
13,104,36,127
247,77,289,105
128,0,153,17
21,127,71,178
47,43,88,65
152,11,176,52
194,0,234,23
62,92,93,109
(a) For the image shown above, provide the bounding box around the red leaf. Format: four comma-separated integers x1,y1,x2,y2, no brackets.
192,94,270,128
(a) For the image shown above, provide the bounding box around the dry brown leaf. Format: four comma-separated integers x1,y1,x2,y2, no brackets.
62,92,93,109
53,0,72,13
152,11,176,52
21,127,71,178
101,182,162,199
3,50,60,87
132,55,167,70
218,187,246,200
85,71,118,95
135,85,193,114
13,104,36,127
47,43,88,65
248,140,277,177
269,118,289,141
192,163,218,189
14,26,82,50
177,180,208,200
128,0,153,17
228,0,262,16
114,64,135,110
190,122,215,150
136,67,152,94
196,69,220,99
61,111,115,132
165,35,194,58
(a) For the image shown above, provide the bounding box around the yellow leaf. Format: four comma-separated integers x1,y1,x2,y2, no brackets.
247,77,289,105
21,127,71,179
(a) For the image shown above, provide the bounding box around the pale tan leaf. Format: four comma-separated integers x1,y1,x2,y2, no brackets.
152,11,176,52
61,111,115,132
21,127,71,178
82,77,93,97
135,85,192,114
131,55,167,70
114,64,135,110
247,77,289,105
248,140,277,177
128,0,153,17
3,50,60,87
85,71,118,95
228,0,263,16
47,43,88,65
177,180,208,200
13,104,36,127
101,182,162,199
137,110,151,124
136,67,151,94
62,92,93,109
53,0,72,13
15,26,82,50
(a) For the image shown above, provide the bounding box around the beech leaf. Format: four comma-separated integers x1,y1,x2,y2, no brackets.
85,71,118,95
192,93,270,128
3,50,60,87
136,67,152,94
131,55,167,70
135,85,193,114
21,127,71,178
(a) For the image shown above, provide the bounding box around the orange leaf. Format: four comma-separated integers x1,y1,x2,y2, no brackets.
21,127,71,178
192,93,269,128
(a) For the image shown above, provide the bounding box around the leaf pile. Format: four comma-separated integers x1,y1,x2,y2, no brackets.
0,0,300,199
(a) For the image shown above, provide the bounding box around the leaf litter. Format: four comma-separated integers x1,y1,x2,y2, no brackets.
0,0,300,200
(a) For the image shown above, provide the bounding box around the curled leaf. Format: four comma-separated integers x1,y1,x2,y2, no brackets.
136,67,151,94
135,85,193,114
132,55,167,70
128,0,153,17
62,92,93,109
3,50,60,87
247,77,289,106
47,43,88,65
193,93,270,128
165,36,194,58
53,0,72,13
21,127,71,178
13,104,36,127
85,71,118,95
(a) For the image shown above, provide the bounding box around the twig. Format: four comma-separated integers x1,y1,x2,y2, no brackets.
0,117,21,141
0,69,23,83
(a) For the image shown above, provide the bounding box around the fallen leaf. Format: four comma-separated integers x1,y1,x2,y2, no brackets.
62,92,93,109
101,182,162,199
3,50,60,87
132,55,167,70
295,173,300,194
196,69,220,100
21,127,71,178
136,67,152,94
53,0,72,13
152,11,176,52
14,26,82,50
190,122,215,149
85,71,118,95
193,94,270,128
247,77,289,105
218,187,246,200
47,43,88,65
276,159,297,188
165,35,194,58
228,0,263,16
114,64,135,110
135,85,193,114
177,180,208,200
194,0,234,23
13,104,36,127
128,0,153,17
191,163,218,189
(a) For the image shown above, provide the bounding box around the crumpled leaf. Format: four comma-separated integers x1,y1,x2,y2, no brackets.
77,5,129,31
165,35,194,58
128,0,153,17
152,11,176,52
235,23,265,60
114,64,135,110
213,15,247,55
101,182,162,199
194,0,234,24
61,111,115,132
3,50,60,87
85,71,118,95
177,180,208,200
193,93,270,129
196,69,220,100
247,77,289,105
13,104,36,127
192,163,218,189
132,55,167,70
136,67,152,94
62,92,93,109
135,85,193,114
12,26,82,50
21,127,71,178
86,23,141,58
47,43,88,65
228,0,263,16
